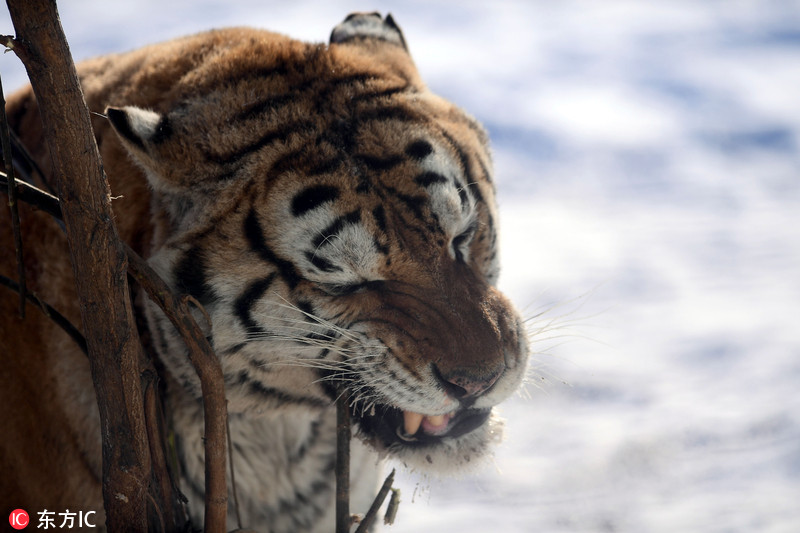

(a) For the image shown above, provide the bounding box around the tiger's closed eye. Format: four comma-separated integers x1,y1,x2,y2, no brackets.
452,225,477,263
321,280,383,296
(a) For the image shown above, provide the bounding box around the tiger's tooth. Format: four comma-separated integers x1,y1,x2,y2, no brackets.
425,414,446,427
403,411,424,435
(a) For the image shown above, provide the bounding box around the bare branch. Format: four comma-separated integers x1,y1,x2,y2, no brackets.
0,274,87,354
142,371,188,531
0,172,61,219
124,242,228,532
384,488,400,526
354,469,396,533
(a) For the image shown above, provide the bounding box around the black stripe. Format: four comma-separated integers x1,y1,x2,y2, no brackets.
320,118,357,153
385,187,427,222
239,373,329,409
477,153,495,185
313,74,376,113
384,351,426,387
405,139,433,159
354,105,421,124
351,84,411,103
231,64,291,86
372,205,387,233
330,73,374,87
440,130,486,205
467,180,485,208
244,208,303,289
173,247,215,305
415,171,448,187
236,93,294,121
312,210,361,249
440,130,496,249
208,119,314,164
308,158,342,176
356,153,404,172
350,316,420,344
296,300,315,317
234,274,276,333
292,185,340,217
305,252,341,273
374,237,390,255
222,342,248,355
266,148,304,177
452,224,477,263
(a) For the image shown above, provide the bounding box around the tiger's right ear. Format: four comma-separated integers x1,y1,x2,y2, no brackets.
330,12,408,52
329,12,423,88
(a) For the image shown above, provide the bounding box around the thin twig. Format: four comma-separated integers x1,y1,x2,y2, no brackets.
226,410,243,530
9,127,52,194
354,468,396,533
0,274,87,354
0,172,62,219
142,370,187,530
335,395,351,533
0,73,26,318
384,488,400,526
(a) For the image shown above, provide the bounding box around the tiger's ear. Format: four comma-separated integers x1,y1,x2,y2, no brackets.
106,105,179,192
106,106,170,153
330,12,408,52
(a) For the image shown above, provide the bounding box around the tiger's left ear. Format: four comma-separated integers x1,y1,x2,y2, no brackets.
330,12,408,52
106,105,180,191
106,106,170,155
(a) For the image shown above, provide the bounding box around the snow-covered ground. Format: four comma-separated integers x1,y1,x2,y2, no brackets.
3,2,799,532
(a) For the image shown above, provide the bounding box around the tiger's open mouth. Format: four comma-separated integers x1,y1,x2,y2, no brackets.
353,402,492,448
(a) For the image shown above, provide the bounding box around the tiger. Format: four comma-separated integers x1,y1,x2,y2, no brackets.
0,12,529,533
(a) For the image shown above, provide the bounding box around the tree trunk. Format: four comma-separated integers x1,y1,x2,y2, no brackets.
5,0,152,530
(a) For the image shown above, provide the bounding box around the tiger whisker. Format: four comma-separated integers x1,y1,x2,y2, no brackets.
244,333,358,354
272,296,361,342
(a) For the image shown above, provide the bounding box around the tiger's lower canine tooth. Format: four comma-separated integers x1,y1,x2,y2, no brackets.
403,411,424,435
425,414,446,427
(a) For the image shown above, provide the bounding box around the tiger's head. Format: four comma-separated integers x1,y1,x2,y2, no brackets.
104,13,528,471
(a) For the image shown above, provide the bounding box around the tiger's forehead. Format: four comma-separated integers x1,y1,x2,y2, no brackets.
261,131,483,285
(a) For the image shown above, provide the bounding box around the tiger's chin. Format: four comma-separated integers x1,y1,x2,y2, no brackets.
353,403,504,473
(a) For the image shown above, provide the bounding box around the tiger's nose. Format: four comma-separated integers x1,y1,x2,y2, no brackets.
433,364,503,399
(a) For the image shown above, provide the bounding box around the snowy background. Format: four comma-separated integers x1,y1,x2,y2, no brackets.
3,1,799,532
